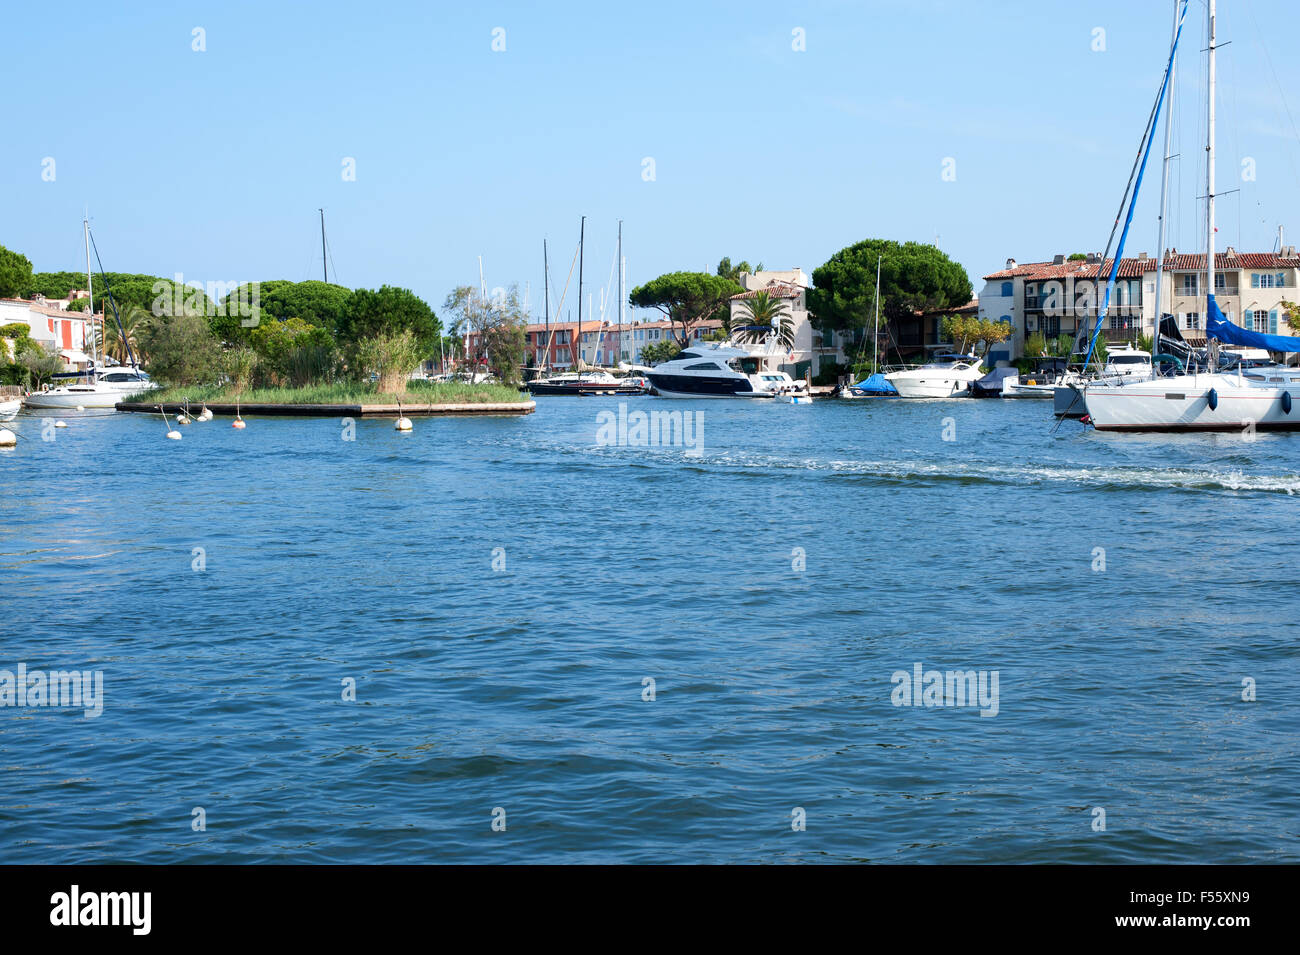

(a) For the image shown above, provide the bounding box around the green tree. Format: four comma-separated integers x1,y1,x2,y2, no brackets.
941,315,1013,358
443,284,527,380
250,317,337,386
212,280,352,344
18,343,64,389
716,257,764,282
138,312,223,386
731,290,795,350
628,272,742,345
807,239,972,335
1024,331,1048,358
0,245,34,298
639,339,682,365
338,286,440,374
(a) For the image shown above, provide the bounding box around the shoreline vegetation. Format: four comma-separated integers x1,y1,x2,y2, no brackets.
130,380,523,406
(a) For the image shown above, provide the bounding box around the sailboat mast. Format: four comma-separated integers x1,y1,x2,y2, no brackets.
576,216,585,368
1152,0,1179,353
319,209,328,283
543,239,550,373
84,215,96,370
618,219,624,365
1205,0,1217,316
873,254,882,369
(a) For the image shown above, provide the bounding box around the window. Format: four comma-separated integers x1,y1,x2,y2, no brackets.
1252,273,1283,289
1180,274,1198,295
822,328,834,348
1000,281,1013,297
1251,310,1269,333
685,362,722,371
1184,312,1201,330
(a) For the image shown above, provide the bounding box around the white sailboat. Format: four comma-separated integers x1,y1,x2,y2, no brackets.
1086,0,1300,432
24,219,159,411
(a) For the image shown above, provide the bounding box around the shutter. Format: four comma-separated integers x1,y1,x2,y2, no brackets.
1270,310,1279,335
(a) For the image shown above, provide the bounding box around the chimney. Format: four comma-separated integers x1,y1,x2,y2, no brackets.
1225,246,1237,257
1137,252,1148,260
1005,257,1017,270
1085,253,1098,264
1052,254,1065,265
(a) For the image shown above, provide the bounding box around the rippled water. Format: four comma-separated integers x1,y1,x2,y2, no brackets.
1,397,1297,863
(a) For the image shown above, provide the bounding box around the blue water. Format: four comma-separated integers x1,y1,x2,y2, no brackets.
1,398,1297,863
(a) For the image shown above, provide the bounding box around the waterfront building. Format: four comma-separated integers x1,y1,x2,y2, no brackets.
0,295,97,369
979,246,1300,360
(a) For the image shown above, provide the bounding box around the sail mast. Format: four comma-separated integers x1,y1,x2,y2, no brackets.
543,239,550,374
319,209,328,283
618,219,624,365
1205,0,1217,322
84,214,96,371
1152,0,1179,354
576,216,585,368
873,254,882,370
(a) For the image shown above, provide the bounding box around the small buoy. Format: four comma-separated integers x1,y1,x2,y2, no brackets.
1080,414,1092,425
166,430,182,440
1207,388,1219,411
197,404,213,422
54,420,67,428
1282,391,1292,415
232,418,246,429
176,414,191,425
76,405,85,411
0,428,16,447
395,416,413,431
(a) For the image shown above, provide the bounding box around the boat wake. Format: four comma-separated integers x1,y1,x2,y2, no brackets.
557,441,1300,494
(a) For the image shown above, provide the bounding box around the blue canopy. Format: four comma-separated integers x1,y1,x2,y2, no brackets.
1206,294,1300,352
852,373,899,395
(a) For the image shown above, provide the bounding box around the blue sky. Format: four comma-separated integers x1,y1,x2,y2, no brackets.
3,0,1299,319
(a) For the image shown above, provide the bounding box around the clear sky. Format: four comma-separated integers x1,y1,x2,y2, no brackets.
3,0,1299,319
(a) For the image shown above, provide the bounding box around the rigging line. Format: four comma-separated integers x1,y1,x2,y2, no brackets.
86,227,138,369
541,239,582,362
1082,0,1189,371
1073,39,1174,356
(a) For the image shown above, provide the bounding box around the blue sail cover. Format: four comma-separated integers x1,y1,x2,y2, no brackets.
1206,293,1300,352
852,373,899,396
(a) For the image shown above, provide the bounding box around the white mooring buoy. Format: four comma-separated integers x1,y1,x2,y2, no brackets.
394,397,412,432
54,420,68,429
232,397,246,429
0,428,16,447
158,406,182,441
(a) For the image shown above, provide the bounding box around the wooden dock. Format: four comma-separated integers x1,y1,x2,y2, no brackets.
115,400,536,417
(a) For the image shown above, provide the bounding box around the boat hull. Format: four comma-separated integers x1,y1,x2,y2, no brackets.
644,373,757,398
1086,375,1300,431
885,378,974,398
23,389,153,409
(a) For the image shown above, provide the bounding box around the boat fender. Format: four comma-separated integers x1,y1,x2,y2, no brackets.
1207,388,1218,411
1283,391,1293,415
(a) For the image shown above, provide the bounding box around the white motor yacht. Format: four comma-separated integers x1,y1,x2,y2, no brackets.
23,367,158,410
884,353,984,398
645,343,804,399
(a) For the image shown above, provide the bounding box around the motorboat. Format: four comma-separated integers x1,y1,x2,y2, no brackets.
970,366,1019,398
527,370,646,396
884,353,984,398
0,397,21,417
645,343,804,398
23,366,158,409
837,372,899,399
999,358,1068,399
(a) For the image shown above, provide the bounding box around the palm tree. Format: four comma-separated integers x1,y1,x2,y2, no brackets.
100,303,150,364
730,291,795,351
